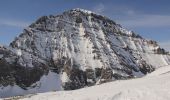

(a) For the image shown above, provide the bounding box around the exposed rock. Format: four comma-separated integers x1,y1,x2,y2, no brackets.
0,8,170,97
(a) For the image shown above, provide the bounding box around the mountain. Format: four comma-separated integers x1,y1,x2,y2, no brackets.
15,65,170,100
0,8,170,98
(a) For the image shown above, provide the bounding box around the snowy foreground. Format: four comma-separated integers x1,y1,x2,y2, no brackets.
3,65,170,100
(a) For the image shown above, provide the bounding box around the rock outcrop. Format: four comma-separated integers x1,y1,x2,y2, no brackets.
0,8,170,97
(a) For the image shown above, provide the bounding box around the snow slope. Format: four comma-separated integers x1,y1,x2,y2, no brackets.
18,65,170,100
0,8,170,98
0,71,62,98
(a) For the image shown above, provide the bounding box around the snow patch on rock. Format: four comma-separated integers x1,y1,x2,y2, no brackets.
0,71,62,98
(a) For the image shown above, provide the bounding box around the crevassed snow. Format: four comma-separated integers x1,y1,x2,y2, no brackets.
0,71,62,98
19,65,170,100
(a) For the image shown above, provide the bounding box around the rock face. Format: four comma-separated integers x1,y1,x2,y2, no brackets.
0,8,170,97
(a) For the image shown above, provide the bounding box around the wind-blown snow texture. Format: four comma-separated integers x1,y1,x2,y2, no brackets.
0,8,170,98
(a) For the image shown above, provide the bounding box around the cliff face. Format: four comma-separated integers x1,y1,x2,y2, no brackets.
0,8,170,97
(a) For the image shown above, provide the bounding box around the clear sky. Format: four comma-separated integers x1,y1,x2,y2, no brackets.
0,0,170,50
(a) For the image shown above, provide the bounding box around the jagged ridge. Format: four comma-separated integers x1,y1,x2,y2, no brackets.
0,8,170,97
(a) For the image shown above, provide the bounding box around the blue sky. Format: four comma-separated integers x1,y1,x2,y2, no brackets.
0,0,170,50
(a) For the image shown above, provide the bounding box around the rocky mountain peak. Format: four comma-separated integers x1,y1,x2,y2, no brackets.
0,8,170,97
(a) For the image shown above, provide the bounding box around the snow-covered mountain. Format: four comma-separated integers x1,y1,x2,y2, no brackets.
0,8,170,98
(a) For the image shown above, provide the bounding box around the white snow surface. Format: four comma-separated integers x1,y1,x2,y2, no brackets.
61,72,70,83
1,8,170,99
17,65,170,100
140,53,170,68
0,71,62,98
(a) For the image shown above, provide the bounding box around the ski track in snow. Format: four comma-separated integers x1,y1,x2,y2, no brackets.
6,65,170,100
